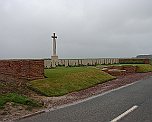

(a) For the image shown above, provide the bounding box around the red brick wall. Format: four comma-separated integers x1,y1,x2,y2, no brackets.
102,65,137,77
109,66,137,73
0,60,44,81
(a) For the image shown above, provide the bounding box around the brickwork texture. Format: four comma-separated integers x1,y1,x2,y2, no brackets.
0,60,44,82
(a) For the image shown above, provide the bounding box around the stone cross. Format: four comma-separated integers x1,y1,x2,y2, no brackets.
51,33,57,56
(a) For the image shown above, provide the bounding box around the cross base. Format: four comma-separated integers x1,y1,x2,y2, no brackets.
51,56,58,68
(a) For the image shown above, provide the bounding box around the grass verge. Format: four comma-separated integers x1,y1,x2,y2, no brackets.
28,67,115,97
114,64,152,72
134,64,152,73
0,93,41,109
99,64,152,73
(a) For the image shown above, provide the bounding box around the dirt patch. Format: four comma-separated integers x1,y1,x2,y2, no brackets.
0,80,44,122
100,65,137,76
0,79,41,98
0,102,42,122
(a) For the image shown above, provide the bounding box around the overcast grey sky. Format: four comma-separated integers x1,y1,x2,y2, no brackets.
0,0,152,59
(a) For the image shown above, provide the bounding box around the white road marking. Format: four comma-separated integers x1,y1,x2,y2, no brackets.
45,81,140,112
110,105,138,122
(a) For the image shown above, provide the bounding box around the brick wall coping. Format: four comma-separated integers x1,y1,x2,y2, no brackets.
0,59,44,61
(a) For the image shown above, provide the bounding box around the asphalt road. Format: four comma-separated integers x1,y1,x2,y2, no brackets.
16,77,152,122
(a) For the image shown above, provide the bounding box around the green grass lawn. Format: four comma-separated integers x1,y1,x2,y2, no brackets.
98,64,152,73
134,64,152,72
0,93,40,109
28,67,115,97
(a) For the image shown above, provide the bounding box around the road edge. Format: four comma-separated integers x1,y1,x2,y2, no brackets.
13,76,151,122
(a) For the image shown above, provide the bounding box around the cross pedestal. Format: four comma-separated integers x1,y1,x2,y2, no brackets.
51,56,58,68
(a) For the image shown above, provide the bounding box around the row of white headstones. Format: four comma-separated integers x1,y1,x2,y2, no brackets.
50,33,120,68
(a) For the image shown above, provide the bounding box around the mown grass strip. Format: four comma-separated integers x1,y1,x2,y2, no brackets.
134,64,152,73
28,67,115,97
0,93,41,109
